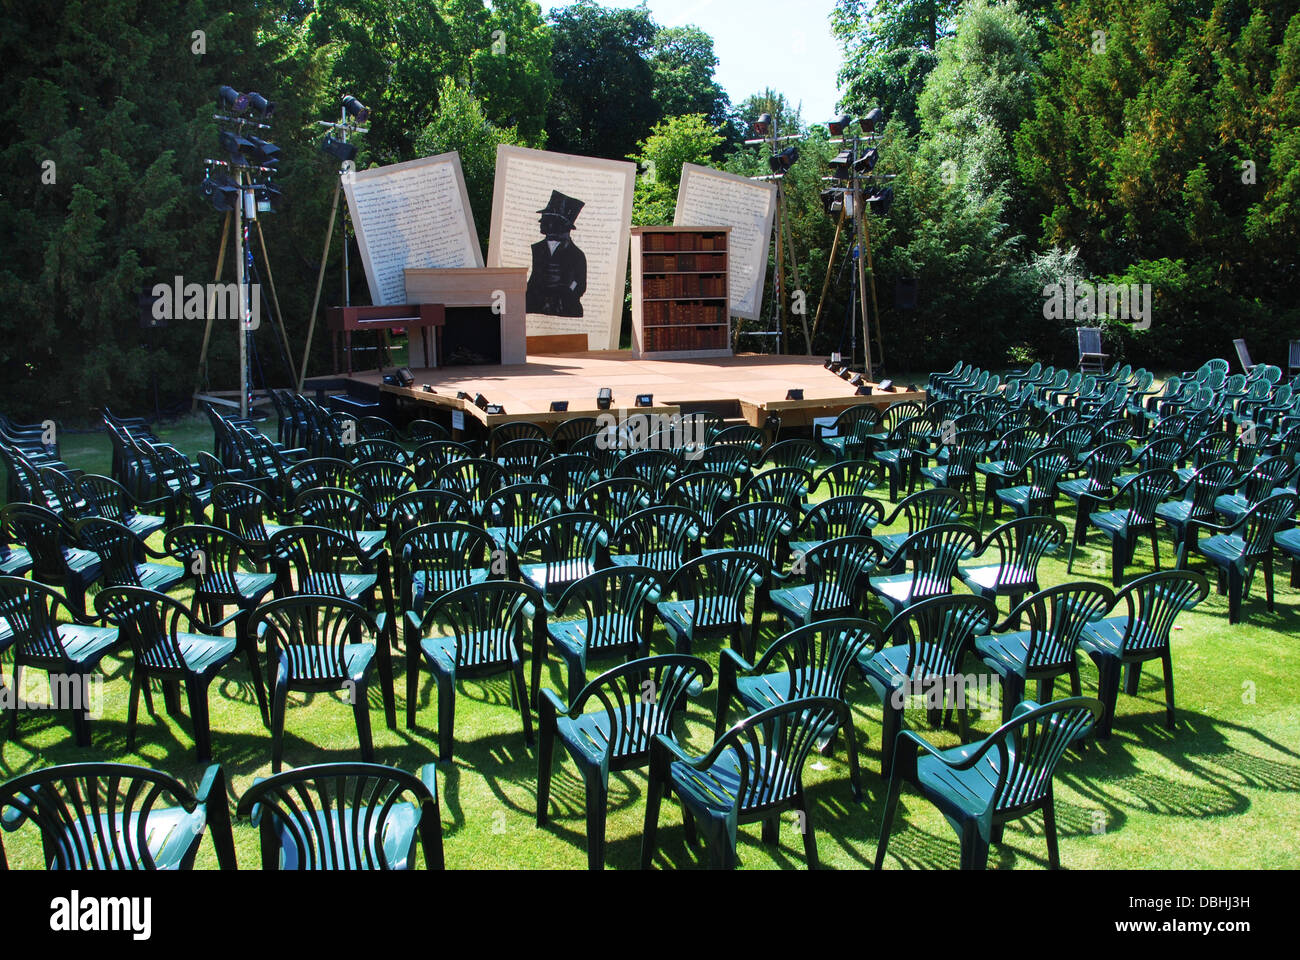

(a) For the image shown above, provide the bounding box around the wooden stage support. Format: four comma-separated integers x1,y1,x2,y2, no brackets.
329,351,923,430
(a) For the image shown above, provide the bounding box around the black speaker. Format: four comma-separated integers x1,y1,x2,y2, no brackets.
895,278,918,310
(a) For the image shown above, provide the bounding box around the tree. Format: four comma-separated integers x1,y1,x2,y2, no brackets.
629,113,724,225
414,79,525,250
833,0,963,132
545,0,659,161
649,26,730,127
439,0,557,145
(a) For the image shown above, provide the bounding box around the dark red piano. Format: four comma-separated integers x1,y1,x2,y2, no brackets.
328,303,446,373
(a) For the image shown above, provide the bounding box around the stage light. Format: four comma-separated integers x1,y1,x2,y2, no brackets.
342,95,370,123
635,394,653,408
768,146,799,175
823,358,835,370
254,182,283,214
201,173,239,213
221,131,280,168
861,107,884,133
597,387,613,411
878,379,894,391
456,391,472,401
474,393,489,410
217,85,249,114
830,150,854,180
246,92,275,119
855,385,872,396
785,389,804,401
828,115,853,137
320,134,357,163
850,374,865,387
839,367,854,381
867,185,894,216
753,113,772,136
549,400,569,412
855,148,878,174
485,404,505,415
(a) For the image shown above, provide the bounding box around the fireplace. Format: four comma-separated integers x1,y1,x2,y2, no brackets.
440,306,501,366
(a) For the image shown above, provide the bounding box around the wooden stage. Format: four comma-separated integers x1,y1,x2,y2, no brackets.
327,352,923,430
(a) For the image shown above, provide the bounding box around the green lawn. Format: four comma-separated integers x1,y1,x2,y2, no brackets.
2,416,1299,869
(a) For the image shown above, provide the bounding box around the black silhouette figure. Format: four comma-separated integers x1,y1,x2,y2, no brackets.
526,190,587,317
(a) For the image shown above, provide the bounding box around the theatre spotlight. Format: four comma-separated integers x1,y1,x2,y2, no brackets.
861,107,884,133
820,187,844,216
254,182,283,214
769,145,799,175
456,391,472,401
474,393,489,410
867,185,894,216
855,148,878,174
597,387,613,410
217,85,248,114
828,115,853,137
549,401,569,412
485,404,505,415
320,134,357,163
635,394,654,408
201,173,239,213
830,150,854,180
753,113,772,136
246,92,275,119
342,95,370,123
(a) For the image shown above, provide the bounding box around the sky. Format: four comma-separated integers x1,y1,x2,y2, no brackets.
541,0,848,125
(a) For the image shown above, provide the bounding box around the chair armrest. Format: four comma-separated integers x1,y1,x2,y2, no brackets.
418,763,439,803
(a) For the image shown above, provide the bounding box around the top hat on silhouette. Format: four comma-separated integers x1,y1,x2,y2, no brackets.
537,190,585,227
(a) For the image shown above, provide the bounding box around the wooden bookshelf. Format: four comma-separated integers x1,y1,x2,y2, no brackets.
630,225,732,359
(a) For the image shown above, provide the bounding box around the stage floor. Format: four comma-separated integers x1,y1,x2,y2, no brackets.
339,351,923,428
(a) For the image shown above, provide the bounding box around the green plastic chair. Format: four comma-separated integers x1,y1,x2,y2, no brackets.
789,495,885,557
0,576,121,747
1066,468,1178,586
873,487,967,569
577,477,654,529
656,550,767,659
1077,569,1210,738
235,762,443,870
957,515,1067,621
740,466,812,511
769,535,883,629
807,459,883,503
814,404,881,461
251,594,388,772
537,655,712,870
716,617,881,740
94,586,242,762
642,696,861,870
874,697,1101,870
974,581,1114,722
1184,491,1298,623
164,524,276,725
666,470,736,529
537,565,663,699
609,505,702,574
856,593,998,776
481,482,565,554
2,503,102,618
0,762,235,870
868,522,981,619
404,580,543,760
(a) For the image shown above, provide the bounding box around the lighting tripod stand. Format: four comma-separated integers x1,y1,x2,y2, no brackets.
298,95,371,390
811,112,888,381
192,86,295,419
736,111,813,355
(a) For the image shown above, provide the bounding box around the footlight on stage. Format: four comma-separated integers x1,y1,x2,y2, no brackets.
635,394,653,408
217,85,249,114
856,384,873,396
456,391,472,401
549,401,569,413
769,146,799,175
785,389,804,401
878,379,894,391
597,387,613,411
850,374,865,388
474,393,490,410
485,404,505,415
341,95,370,123
753,113,772,136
